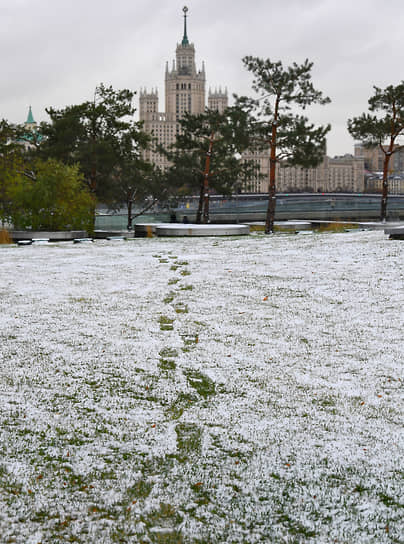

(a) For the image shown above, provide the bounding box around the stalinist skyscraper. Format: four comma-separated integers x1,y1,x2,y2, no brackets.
139,6,228,169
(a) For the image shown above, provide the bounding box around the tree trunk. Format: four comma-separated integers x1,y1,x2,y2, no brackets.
202,173,210,224
88,158,97,233
380,145,393,222
202,132,215,224
265,148,277,234
265,100,279,234
127,198,133,230
88,195,96,235
196,182,204,223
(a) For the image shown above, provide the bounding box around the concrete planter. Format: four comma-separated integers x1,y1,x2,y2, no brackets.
10,231,88,242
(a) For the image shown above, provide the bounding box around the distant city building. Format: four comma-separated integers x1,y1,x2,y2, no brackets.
139,7,370,195
207,88,228,114
25,106,37,132
389,175,404,194
18,106,40,150
324,155,365,193
365,172,404,194
354,143,404,194
241,150,365,193
354,143,404,173
139,6,228,169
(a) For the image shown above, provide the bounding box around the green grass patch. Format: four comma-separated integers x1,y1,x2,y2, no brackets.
174,304,188,314
141,503,184,543
181,334,198,347
127,479,153,499
277,513,316,538
175,423,202,455
167,392,198,420
184,369,215,398
159,358,177,371
159,316,175,331
159,347,178,358
163,292,176,304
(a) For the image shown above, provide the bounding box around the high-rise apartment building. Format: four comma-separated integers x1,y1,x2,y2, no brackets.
139,7,228,169
354,143,404,173
242,149,365,193
140,7,365,194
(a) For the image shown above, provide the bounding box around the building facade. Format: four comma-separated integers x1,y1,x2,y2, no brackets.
355,143,404,173
365,172,404,194
354,143,404,193
140,7,368,194
242,149,365,193
139,7,228,169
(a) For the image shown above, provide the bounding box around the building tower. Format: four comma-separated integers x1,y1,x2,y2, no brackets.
19,106,41,150
208,87,228,113
139,88,159,122
139,6,227,169
25,106,37,131
165,6,206,119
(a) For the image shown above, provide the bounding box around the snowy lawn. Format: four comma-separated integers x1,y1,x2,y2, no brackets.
0,230,403,543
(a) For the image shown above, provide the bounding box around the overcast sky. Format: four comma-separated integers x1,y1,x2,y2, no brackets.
2,0,403,156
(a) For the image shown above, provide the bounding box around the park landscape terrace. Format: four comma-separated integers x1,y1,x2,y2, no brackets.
0,230,403,543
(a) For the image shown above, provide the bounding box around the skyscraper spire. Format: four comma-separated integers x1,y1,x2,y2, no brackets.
182,6,189,46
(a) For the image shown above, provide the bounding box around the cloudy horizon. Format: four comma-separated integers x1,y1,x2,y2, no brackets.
2,0,403,157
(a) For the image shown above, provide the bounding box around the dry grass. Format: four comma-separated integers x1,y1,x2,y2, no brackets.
0,229,12,244
249,224,303,233
249,222,361,234
317,222,359,232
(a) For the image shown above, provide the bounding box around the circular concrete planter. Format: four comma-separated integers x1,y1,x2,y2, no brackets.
155,224,250,237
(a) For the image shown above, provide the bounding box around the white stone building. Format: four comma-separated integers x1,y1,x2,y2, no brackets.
140,7,365,194
139,7,228,169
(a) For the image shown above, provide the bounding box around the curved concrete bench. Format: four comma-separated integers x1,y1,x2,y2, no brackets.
155,224,250,237
385,226,404,240
10,230,87,242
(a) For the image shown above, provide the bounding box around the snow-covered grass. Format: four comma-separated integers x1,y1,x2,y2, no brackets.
0,230,403,543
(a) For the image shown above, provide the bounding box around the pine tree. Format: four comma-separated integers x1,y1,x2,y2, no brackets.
348,82,404,221
39,84,150,205
239,57,330,233
162,106,256,223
